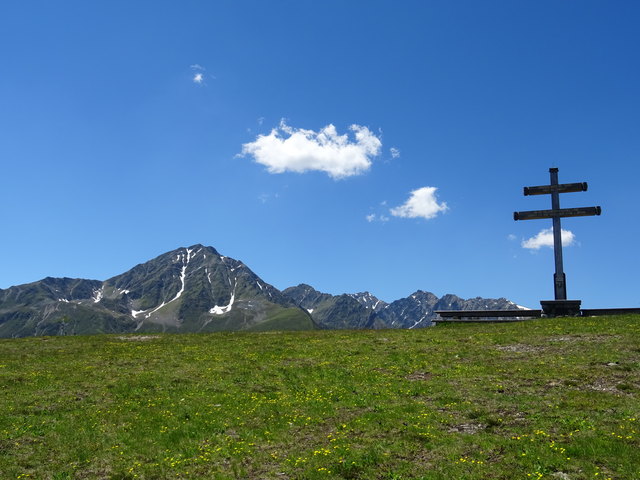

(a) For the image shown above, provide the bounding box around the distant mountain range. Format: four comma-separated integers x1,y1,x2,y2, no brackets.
283,284,521,330
0,244,522,337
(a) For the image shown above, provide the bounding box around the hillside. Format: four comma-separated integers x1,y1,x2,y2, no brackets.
1,315,638,479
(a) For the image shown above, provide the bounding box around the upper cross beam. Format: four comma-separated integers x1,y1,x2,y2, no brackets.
523,182,588,196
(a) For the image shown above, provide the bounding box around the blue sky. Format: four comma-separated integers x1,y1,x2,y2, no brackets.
1,1,639,309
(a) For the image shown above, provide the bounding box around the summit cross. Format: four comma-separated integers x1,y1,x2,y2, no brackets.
514,168,601,316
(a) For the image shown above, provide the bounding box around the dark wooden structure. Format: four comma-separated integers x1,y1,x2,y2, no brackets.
434,307,640,323
514,168,601,316
581,307,640,316
434,309,541,324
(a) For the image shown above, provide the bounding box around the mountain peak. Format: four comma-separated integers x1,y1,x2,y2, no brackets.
171,244,220,256
347,292,388,312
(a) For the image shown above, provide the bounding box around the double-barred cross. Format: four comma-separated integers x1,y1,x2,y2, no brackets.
514,168,601,302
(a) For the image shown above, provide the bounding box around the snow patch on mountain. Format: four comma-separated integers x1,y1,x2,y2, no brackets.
409,315,428,329
93,287,104,303
210,279,237,315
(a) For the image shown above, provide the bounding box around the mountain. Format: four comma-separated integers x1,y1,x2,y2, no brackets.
282,284,383,329
282,285,521,329
379,291,522,328
376,290,441,328
0,244,523,338
0,245,314,337
0,277,133,337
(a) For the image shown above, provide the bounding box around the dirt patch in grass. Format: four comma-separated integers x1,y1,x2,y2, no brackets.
585,379,621,394
494,409,528,426
547,334,620,343
448,423,486,434
406,371,433,381
280,357,316,367
549,334,583,342
495,344,543,353
115,335,160,341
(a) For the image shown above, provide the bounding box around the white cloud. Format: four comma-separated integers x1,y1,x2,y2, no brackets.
521,228,575,250
240,120,382,179
191,64,211,85
507,234,517,241
390,187,448,220
390,147,400,159
366,213,389,223
258,193,280,204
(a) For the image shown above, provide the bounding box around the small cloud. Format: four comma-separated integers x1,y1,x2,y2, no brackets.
390,186,448,220
522,228,575,250
258,193,280,204
190,64,213,85
390,147,400,159
366,214,389,223
507,234,517,241
258,117,265,125
240,120,382,179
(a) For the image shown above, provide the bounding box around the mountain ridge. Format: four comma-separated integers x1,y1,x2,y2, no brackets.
282,284,520,329
0,244,522,337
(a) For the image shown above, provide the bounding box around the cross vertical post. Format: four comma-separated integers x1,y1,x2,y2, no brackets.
549,168,567,300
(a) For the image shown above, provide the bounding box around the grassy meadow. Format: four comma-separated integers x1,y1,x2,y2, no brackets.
1,315,639,479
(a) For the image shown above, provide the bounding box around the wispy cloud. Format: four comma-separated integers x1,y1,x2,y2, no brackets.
366,213,389,223
521,228,575,250
390,187,448,220
190,64,210,85
258,193,280,204
390,147,400,159
240,120,382,179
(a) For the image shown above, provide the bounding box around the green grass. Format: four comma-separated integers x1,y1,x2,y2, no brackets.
1,315,639,479
246,308,317,332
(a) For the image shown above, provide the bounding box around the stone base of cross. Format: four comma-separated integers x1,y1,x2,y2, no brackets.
540,299,582,317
